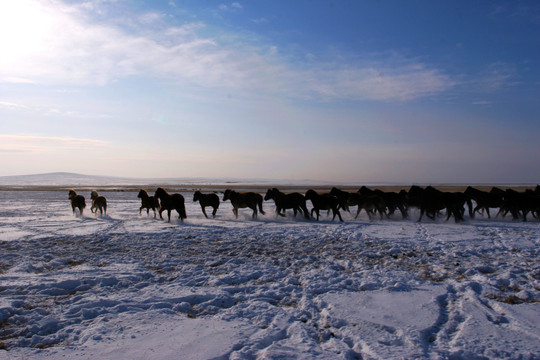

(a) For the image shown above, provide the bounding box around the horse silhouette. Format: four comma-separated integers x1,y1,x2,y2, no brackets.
223,189,265,219
193,191,220,218
154,187,187,222
138,189,160,217
68,189,86,216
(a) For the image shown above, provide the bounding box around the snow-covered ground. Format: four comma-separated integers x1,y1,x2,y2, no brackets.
0,190,538,359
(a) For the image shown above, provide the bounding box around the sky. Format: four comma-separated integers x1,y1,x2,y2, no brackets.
0,0,539,184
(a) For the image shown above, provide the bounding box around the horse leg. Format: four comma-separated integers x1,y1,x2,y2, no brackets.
252,206,258,219
201,205,209,219
399,204,408,219
212,206,217,218
333,208,344,222
167,209,172,222
301,204,310,220
258,200,265,215
418,208,425,222
233,208,238,219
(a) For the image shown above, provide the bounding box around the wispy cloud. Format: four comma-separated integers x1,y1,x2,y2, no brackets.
0,101,28,109
0,0,453,102
0,135,110,154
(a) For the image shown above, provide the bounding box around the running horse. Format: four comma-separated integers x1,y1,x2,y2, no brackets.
264,188,310,219
90,190,107,216
68,189,86,216
138,189,160,217
193,191,220,218
223,189,265,219
154,187,187,222
305,189,343,222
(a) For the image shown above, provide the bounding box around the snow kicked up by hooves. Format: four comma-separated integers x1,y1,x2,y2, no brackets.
0,190,539,359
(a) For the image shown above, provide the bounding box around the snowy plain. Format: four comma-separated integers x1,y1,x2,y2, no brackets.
0,187,539,360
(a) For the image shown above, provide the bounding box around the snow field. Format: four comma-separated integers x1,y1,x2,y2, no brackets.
0,190,539,359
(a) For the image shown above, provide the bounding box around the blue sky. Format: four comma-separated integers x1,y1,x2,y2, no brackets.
0,0,539,183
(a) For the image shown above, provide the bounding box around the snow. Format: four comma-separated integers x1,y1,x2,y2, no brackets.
0,189,539,360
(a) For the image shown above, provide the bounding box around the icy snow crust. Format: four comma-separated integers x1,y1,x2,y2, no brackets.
0,190,539,359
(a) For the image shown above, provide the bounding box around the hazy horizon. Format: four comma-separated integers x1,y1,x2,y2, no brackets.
1,1,539,184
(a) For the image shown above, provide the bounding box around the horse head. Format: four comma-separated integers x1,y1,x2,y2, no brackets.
264,188,275,201
223,189,232,201
305,189,316,200
155,187,167,199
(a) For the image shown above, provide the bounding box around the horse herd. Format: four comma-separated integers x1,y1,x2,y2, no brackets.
68,185,540,223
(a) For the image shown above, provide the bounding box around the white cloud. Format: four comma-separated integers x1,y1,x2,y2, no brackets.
0,135,111,154
0,0,453,102
0,101,28,109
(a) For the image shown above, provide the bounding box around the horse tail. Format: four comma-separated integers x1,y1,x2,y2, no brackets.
258,196,265,215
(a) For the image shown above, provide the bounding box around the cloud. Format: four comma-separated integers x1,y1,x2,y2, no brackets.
0,0,453,102
0,101,28,109
0,135,110,154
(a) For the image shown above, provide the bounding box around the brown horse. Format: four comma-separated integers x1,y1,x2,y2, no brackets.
264,188,310,219
68,189,86,216
90,190,107,216
193,191,220,218
223,189,265,219
305,189,343,222
138,189,160,217
154,187,187,222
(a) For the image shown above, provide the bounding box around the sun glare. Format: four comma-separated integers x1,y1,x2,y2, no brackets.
0,0,57,67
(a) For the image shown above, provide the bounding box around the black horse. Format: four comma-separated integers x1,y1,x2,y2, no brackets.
408,186,465,223
68,189,86,216
464,186,502,219
264,188,310,219
305,189,343,222
90,190,107,216
193,191,220,218
329,187,356,213
154,187,187,222
223,189,265,219
138,189,160,217
354,193,387,220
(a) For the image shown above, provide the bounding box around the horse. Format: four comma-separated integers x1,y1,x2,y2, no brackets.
68,189,86,216
464,186,502,219
498,189,540,221
354,193,387,220
330,187,356,213
305,189,343,222
138,189,160,217
408,186,465,223
373,189,408,219
223,189,265,219
154,187,187,222
90,190,107,216
264,188,310,219
193,191,220,218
